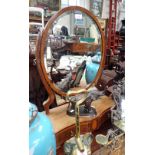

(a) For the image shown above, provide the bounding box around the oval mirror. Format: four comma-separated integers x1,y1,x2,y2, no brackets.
39,6,105,97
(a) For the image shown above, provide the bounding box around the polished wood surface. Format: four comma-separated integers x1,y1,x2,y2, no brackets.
29,15,49,23
46,96,114,148
63,41,98,54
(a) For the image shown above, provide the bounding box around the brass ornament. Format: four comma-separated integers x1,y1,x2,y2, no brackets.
64,91,93,155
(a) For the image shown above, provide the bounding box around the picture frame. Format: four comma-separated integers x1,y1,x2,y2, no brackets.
29,0,61,11
90,0,103,17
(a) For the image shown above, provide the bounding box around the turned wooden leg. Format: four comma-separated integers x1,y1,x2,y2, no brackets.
43,93,55,114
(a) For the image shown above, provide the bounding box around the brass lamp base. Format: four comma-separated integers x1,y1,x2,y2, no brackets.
67,104,97,117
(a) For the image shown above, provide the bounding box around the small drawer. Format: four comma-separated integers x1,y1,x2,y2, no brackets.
56,126,76,146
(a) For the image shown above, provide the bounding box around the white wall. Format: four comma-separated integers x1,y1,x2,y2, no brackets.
102,0,110,19
56,14,71,34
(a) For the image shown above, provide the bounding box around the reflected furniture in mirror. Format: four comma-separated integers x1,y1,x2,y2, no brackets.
36,6,115,154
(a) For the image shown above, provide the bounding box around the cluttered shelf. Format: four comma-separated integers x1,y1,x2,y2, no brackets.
29,15,50,23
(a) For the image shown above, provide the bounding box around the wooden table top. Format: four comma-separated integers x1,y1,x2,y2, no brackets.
47,96,114,133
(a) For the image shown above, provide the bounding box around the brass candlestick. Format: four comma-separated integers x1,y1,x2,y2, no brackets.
74,94,87,152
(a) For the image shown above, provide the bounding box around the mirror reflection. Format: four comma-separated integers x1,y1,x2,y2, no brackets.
44,10,102,93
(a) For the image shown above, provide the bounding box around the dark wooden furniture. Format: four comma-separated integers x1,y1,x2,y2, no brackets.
29,15,50,25
35,6,115,154
63,41,98,54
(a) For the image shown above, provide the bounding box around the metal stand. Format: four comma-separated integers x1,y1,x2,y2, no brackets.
64,92,93,155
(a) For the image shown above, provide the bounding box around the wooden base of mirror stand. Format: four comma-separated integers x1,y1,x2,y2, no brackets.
45,96,114,154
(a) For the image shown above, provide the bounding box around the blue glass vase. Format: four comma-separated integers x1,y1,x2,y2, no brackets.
29,103,56,155
85,52,101,84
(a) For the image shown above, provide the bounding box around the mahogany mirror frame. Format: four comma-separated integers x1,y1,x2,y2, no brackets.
36,6,106,112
